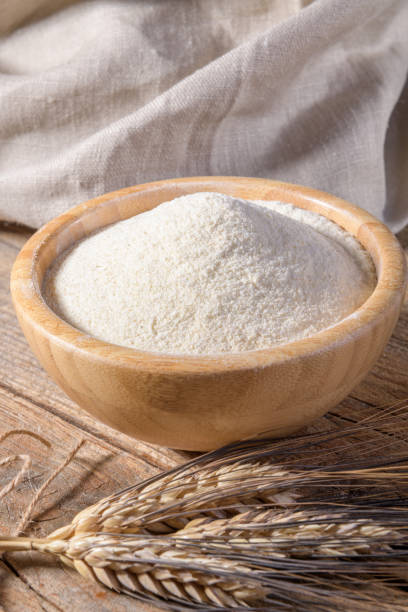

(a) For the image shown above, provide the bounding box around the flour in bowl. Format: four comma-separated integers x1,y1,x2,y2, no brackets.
44,192,376,355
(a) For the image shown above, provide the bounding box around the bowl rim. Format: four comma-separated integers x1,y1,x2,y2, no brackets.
10,176,407,374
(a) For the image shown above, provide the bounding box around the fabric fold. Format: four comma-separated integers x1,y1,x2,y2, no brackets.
0,0,407,230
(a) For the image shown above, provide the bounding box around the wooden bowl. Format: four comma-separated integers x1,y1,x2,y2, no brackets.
10,177,407,451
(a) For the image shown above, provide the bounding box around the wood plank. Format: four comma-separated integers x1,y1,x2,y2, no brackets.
0,222,407,610
0,225,178,610
0,384,158,532
0,384,162,610
0,229,188,471
0,560,43,612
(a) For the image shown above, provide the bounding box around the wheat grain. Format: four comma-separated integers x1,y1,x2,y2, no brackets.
1,524,407,611
49,457,408,542
47,403,408,542
1,407,408,610
176,508,401,558
49,461,298,540
2,533,268,608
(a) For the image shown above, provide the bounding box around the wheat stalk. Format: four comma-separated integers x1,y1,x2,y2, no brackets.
1,405,408,610
48,405,408,542
0,533,269,609
49,457,408,541
49,461,298,540
1,517,407,611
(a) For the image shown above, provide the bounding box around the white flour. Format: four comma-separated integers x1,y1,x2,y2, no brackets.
45,192,376,355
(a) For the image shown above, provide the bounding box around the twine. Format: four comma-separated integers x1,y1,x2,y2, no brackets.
0,455,32,502
0,429,85,536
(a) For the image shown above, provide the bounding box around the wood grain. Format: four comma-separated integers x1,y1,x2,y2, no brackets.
0,225,177,611
0,218,407,611
10,177,407,450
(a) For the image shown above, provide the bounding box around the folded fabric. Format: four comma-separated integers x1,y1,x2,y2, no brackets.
0,0,407,231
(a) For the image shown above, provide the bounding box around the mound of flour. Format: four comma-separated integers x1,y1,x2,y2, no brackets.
45,192,375,355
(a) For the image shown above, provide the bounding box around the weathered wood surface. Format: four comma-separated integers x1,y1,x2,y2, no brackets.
0,225,184,611
0,222,408,611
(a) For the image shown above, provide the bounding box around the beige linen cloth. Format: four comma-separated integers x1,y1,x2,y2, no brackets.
0,0,407,231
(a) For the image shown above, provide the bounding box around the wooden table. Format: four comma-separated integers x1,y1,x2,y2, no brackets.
0,223,407,611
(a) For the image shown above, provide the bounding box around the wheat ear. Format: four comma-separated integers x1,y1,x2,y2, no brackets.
1,406,408,610
46,402,408,541
1,526,407,612
49,461,297,539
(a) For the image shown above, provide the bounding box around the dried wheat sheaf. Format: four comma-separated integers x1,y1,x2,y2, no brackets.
2,404,408,611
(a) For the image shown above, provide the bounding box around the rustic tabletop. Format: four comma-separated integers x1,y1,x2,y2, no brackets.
0,223,407,611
